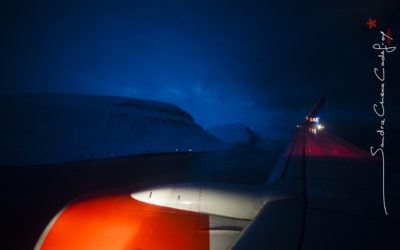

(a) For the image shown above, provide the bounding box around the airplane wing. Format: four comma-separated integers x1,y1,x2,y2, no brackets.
35,98,400,250
231,99,400,249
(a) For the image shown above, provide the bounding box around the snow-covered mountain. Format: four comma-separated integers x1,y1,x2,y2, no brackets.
0,93,228,166
207,123,262,144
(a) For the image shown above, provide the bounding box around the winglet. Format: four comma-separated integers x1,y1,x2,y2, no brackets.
302,97,326,126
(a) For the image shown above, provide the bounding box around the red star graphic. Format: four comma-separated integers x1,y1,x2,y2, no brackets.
366,18,376,29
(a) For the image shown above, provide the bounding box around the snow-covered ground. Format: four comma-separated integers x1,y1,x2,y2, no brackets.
207,123,262,144
0,93,229,166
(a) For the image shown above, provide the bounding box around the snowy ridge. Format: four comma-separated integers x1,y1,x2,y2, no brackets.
207,123,262,144
0,93,229,166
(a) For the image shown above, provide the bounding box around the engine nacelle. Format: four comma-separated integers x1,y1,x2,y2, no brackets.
131,183,266,220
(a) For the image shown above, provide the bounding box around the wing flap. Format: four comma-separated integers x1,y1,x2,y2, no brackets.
231,197,304,250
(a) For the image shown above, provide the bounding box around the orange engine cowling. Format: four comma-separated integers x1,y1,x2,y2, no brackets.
35,193,210,250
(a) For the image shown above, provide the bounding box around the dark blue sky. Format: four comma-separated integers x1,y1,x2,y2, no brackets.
1,0,399,151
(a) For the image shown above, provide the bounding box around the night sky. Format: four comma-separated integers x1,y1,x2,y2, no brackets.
1,0,399,156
